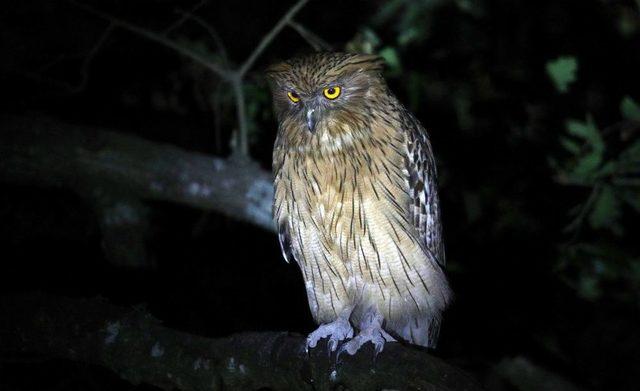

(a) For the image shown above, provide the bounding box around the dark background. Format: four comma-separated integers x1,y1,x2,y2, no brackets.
1,0,639,390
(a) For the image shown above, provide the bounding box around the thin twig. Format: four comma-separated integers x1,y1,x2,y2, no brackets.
288,20,332,51
177,11,229,66
231,0,310,155
6,23,114,94
211,84,224,154
70,0,231,80
70,0,311,158
163,0,208,35
231,75,249,157
565,182,601,240
36,53,67,73
68,22,115,93
238,0,309,76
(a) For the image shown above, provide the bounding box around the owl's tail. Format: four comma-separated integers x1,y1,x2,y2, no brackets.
385,272,452,348
389,312,442,348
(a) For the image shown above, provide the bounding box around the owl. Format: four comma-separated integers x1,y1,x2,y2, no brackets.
267,52,452,355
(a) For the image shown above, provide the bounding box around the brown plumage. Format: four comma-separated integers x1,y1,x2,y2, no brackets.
267,52,452,354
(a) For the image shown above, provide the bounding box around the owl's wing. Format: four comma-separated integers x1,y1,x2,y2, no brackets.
405,114,446,267
277,222,294,264
273,134,294,265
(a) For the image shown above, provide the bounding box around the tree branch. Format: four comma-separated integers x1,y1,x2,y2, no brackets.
233,0,310,157
0,292,483,391
70,0,311,159
163,0,209,35
287,20,333,51
230,74,250,157
0,115,275,232
237,0,309,77
4,22,115,95
70,1,230,80
175,11,229,66
68,22,115,93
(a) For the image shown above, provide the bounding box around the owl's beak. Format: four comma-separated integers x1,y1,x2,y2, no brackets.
306,108,319,133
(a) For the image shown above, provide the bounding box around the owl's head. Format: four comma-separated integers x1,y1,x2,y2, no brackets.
266,52,385,133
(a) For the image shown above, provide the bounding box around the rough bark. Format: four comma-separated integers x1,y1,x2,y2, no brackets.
0,293,482,391
0,114,275,232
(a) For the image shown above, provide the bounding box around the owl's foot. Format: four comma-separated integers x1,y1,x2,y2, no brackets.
336,326,396,356
337,310,396,357
306,317,354,353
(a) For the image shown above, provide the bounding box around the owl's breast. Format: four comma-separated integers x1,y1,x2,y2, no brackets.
299,152,352,231
296,144,408,233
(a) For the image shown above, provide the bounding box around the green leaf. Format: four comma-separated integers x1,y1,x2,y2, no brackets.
596,161,618,177
371,0,404,25
362,28,381,50
620,96,640,121
560,137,581,154
589,185,621,230
397,26,422,47
546,56,578,93
571,150,603,180
346,28,381,54
565,116,604,151
379,46,402,75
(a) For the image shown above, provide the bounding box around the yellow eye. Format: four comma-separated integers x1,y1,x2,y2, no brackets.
323,86,341,100
287,91,300,103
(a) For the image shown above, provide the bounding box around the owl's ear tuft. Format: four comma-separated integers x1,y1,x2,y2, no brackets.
341,53,386,75
356,53,386,71
265,61,291,86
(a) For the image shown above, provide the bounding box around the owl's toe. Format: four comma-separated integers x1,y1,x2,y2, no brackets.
328,325,354,352
306,317,353,353
337,326,396,357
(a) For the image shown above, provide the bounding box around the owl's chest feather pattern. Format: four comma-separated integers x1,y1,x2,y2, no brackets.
275,123,411,268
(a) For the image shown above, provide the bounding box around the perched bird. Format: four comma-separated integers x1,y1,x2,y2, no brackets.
267,52,452,355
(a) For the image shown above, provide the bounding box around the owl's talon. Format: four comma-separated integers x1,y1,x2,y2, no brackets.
306,317,353,353
336,325,396,357
306,336,317,349
327,338,337,354
374,341,383,354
